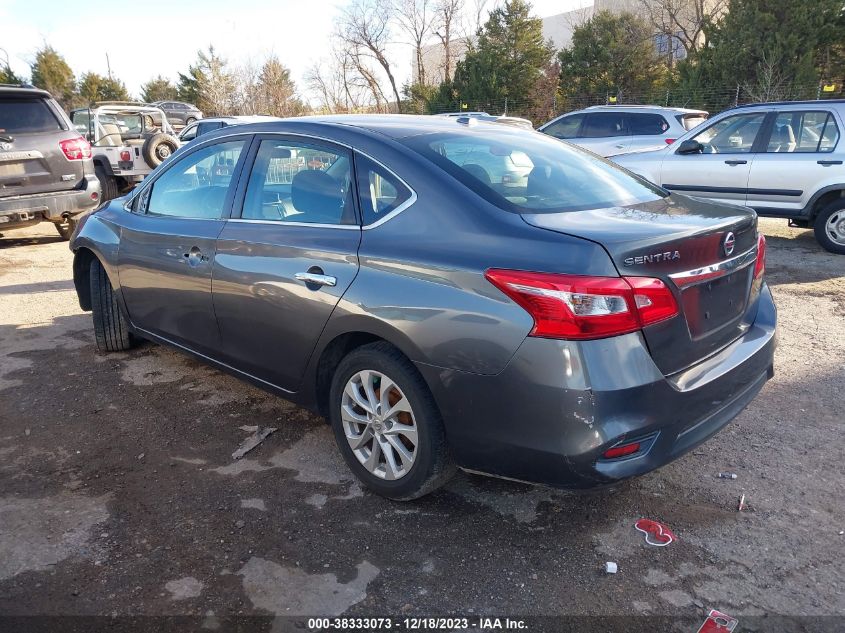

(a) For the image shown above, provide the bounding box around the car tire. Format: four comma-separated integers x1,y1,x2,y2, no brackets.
329,341,456,500
95,164,119,203
90,258,135,352
814,200,845,254
185,117,196,126
54,216,77,241
142,133,180,168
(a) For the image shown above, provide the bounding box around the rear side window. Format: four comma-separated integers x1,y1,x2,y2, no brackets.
355,154,413,225
196,121,223,137
766,111,840,153
541,114,584,139
627,113,670,136
146,140,245,219
403,130,665,214
0,97,63,134
581,112,627,138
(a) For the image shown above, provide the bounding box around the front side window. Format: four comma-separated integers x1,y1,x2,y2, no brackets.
179,124,198,142
241,139,354,225
355,154,413,225
581,112,628,138
146,140,245,219
766,111,840,153
628,113,670,136
542,114,584,140
402,128,665,214
691,112,766,154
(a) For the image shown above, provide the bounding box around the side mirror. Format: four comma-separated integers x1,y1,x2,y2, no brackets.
676,139,704,155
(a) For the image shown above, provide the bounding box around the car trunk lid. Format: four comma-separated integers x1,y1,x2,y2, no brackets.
521,194,760,375
0,94,83,197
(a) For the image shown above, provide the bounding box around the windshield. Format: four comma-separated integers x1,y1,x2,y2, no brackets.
401,128,666,213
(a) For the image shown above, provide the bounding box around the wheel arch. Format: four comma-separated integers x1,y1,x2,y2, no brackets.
92,155,114,176
809,186,845,220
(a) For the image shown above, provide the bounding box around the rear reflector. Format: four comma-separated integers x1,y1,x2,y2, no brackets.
485,269,679,340
603,442,641,459
60,136,92,161
120,150,132,162
753,233,766,279
665,138,676,144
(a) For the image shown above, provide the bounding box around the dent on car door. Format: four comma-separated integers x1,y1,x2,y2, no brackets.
745,110,842,214
117,138,248,354
212,136,362,392
660,111,768,204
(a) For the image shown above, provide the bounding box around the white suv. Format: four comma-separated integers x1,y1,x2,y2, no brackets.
538,105,708,157
613,100,845,254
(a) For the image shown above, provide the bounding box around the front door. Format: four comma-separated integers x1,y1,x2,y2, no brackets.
118,137,249,355
212,136,361,391
659,111,769,205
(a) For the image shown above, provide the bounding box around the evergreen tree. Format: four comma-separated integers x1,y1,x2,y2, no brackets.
447,0,554,116
558,11,669,107
77,72,130,105
30,45,75,108
141,75,179,103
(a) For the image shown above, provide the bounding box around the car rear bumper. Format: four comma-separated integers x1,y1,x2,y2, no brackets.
0,176,101,229
417,283,777,488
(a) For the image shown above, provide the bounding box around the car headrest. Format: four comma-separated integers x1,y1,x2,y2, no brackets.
462,163,491,186
291,169,343,221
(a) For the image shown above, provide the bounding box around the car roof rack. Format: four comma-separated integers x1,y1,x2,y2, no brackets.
92,100,149,107
0,82,36,89
731,99,845,109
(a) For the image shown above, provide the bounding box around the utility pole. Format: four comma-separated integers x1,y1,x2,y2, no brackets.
106,53,112,80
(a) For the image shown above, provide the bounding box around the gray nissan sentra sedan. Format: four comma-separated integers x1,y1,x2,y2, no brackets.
70,115,777,500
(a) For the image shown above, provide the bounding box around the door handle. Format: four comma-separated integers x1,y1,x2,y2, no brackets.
295,272,337,287
817,160,843,166
724,160,747,165
183,246,208,266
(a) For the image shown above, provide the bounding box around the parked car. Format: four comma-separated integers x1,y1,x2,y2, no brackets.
538,105,709,157
70,103,180,203
150,101,203,127
0,84,101,239
70,115,776,500
612,100,845,254
178,116,281,145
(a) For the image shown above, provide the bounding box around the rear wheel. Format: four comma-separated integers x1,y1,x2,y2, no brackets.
95,164,119,203
90,259,135,352
185,117,196,125
814,200,845,254
329,342,455,500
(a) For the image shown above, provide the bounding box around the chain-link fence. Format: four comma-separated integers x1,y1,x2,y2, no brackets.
425,80,845,124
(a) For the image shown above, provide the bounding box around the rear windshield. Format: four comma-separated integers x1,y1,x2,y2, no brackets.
0,97,63,134
401,128,666,213
678,114,708,131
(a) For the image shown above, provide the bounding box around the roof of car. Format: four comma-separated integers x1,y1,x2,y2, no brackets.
581,104,708,114
731,99,845,110
0,85,52,99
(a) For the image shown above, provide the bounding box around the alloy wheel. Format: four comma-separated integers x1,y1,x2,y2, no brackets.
825,210,845,246
340,370,418,480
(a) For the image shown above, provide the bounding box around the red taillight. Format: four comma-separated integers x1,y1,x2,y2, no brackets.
485,270,679,340
59,136,92,161
120,150,131,162
603,442,641,459
753,233,766,279
665,138,676,144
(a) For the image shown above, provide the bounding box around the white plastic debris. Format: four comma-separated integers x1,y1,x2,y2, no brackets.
604,562,618,574
232,427,278,460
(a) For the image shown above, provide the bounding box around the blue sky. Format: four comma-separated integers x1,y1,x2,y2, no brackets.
1,0,589,99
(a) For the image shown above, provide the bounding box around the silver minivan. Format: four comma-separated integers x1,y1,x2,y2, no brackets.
539,105,708,157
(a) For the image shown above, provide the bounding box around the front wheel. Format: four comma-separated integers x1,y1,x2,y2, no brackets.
329,342,455,500
814,200,845,254
90,259,135,352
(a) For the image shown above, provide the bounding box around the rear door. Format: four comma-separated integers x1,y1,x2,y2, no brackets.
577,111,631,156
118,136,249,355
746,109,842,215
0,92,82,197
658,110,769,205
212,135,361,391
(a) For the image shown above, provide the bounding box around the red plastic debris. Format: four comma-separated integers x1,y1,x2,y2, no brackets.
634,518,677,546
696,609,738,632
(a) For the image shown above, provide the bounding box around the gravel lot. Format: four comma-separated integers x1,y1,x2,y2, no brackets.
0,218,843,631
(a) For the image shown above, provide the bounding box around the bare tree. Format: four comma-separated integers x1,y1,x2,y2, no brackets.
637,0,728,62
394,0,436,86
433,0,462,82
743,49,793,103
338,0,402,112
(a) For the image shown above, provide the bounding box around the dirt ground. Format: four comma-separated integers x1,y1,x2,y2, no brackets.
0,218,843,632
